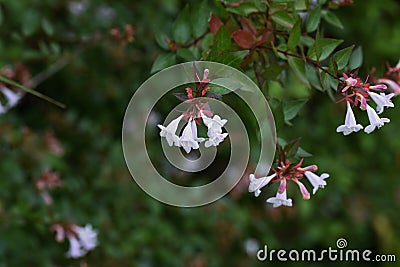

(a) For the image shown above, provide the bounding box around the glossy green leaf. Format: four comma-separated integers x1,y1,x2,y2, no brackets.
271,11,295,28
306,5,321,32
191,0,209,38
150,53,176,74
288,56,310,86
207,27,232,61
176,48,196,61
287,19,302,50
305,63,323,90
284,137,302,158
172,5,191,44
154,29,170,50
226,2,259,16
269,98,285,130
322,10,344,29
308,38,343,61
333,45,354,70
209,77,243,95
296,147,312,157
219,50,248,68
283,99,308,121
349,46,363,70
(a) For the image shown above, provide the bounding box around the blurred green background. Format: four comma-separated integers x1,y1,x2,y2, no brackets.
0,0,399,266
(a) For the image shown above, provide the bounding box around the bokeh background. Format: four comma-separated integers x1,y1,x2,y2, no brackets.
0,0,399,266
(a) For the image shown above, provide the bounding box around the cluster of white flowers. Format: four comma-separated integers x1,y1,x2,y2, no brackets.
66,224,98,259
157,111,228,153
248,166,329,208
0,87,22,114
336,74,395,135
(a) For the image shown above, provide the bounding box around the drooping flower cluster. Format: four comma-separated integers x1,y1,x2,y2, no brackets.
248,157,329,208
336,73,394,135
158,109,228,153
158,69,228,153
51,223,98,259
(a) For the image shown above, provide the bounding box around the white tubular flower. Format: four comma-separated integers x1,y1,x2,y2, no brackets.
248,173,276,197
364,104,390,134
77,224,98,251
336,101,363,135
190,119,205,143
304,171,329,195
65,236,86,259
266,185,292,208
179,119,201,153
200,111,228,147
200,111,227,130
205,128,228,148
368,92,395,114
157,115,183,147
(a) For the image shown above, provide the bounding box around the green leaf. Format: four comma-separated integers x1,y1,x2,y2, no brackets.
308,38,343,61
172,4,191,44
283,99,308,121
271,11,295,28
306,5,321,32
320,71,338,101
300,36,315,47
333,45,354,70
219,50,248,68
287,19,302,50
322,10,343,29
41,18,54,36
284,137,302,158
296,147,312,158
348,46,363,70
191,0,209,38
154,30,170,50
207,27,232,61
287,56,310,86
263,63,286,80
176,48,196,61
305,63,323,90
209,77,243,95
226,2,259,16
150,53,176,74
22,11,40,36
269,98,285,130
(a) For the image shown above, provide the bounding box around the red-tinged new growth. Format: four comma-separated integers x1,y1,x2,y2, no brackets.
248,155,329,208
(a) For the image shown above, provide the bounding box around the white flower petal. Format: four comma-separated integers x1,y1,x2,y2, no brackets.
336,101,363,135
266,188,292,208
364,104,390,133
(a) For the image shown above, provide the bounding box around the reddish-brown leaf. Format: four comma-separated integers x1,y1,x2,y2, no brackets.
231,30,256,49
208,13,223,35
240,17,256,35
